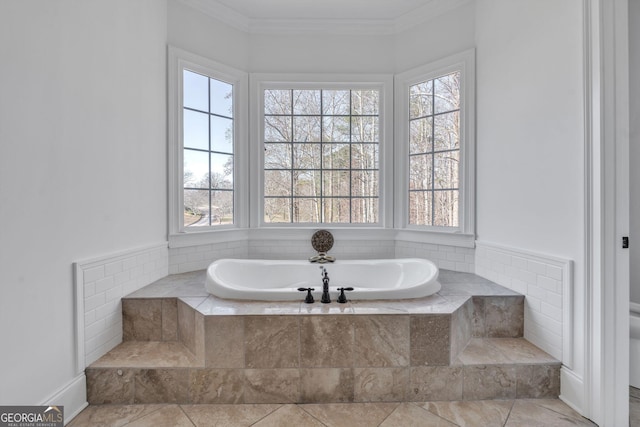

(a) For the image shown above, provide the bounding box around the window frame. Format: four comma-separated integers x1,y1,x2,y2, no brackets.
168,46,249,236
250,74,394,229
394,49,475,238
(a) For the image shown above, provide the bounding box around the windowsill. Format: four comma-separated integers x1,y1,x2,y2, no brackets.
168,227,475,249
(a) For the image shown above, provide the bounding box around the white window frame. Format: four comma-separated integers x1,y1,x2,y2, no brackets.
394,49,475,242
249,73,394,229
168,46,249,239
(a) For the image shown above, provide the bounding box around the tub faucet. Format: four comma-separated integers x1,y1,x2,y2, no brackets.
320,267,331,303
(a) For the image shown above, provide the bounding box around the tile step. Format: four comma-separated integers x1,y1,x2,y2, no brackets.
86,338,560,404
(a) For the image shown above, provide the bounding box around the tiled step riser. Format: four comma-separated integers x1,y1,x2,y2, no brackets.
121,296,525,369
86,363,560,405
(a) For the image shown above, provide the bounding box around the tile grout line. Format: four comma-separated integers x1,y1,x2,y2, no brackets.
247,404,285,426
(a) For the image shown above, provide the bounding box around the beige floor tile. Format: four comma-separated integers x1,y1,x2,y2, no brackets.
251,404,326,427
68,404,165,427
379,403,457,427
125,405,194,427
181,404,281,427
419,400,513,427
300,402,398,427
505,400,597,426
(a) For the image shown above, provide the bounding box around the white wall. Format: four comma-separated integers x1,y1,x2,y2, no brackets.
630,0,640,305
0,0,167,413
474,0,586,397
168,0,250,71
394,1,476,73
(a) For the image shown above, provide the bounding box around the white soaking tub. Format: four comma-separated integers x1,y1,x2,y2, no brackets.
205,258,440,301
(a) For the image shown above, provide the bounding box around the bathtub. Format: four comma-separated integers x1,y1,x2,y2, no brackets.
205,258,440,301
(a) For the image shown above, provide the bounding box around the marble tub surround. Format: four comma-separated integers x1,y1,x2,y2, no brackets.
68,399,597,426
86,269,559,405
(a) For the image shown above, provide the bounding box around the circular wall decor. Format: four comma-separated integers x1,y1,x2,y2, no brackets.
311,230,334,254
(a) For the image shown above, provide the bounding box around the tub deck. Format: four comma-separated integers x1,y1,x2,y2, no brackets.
86,269,561,405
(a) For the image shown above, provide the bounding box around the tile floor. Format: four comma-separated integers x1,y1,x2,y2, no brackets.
69,399,599,426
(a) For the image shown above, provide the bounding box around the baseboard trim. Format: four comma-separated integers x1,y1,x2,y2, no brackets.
40,373,87,426
560,366,585,416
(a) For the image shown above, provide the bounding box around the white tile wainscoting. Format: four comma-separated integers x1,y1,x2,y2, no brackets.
74,243,169,369
474,241,573,366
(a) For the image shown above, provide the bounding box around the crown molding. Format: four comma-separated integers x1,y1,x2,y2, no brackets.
177,0,473,36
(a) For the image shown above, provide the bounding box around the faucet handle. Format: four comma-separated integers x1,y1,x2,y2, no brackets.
297,287,315,304
336,287,354,304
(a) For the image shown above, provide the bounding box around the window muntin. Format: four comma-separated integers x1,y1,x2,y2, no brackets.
182,70,234,228
263,88,380,224
408,71,461,227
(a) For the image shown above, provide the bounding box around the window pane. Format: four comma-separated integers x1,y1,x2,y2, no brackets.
409,154,432,190
351,198,378,223
183,110,209,150
211,153,233,189
323,90,350,115
352,90,379,115
294,198,321,222
265,197,291,223
265,143,292,169
293,90,321,115
410,81,433,119
322,144,350,169
265,90,291,115
211,189,233,225
264,170,291,196
211,116,233,153
323,171,350,196
409,191,432,225
351,144,378,169
293,116,321,142
322,116,350,142
434,111,459,151
293,170,320,197
262,86,380,225
210,79,233,118
434,72,460,114
293,144,321,170
410,117,432,154
352,171,378,197
323,198,350,223
265,116,292,142
183,70,208,112
184,149,209,188
433,190,459,227
351,116,378,143
184,189,209,227
434,151,459,190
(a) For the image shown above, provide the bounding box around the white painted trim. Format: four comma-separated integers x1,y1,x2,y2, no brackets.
249,73,394,229
168,45,250,236
177,0,472,36
39,373,87,426
584,0,631,424
168,227,475,249
394,49,476,236
560,367,585,416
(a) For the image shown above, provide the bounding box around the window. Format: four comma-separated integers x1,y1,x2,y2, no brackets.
168,47,248,236
182,70,234,228
262,88,380,224
408,71,460,227
396,50,475,235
